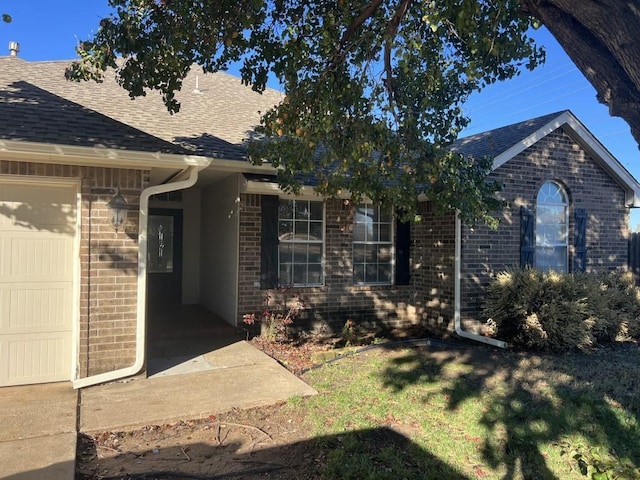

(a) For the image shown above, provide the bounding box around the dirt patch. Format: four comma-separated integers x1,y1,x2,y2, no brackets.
76,402,324,480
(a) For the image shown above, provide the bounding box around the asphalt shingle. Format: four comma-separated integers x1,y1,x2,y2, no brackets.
0,56,284,160
449,111,569,159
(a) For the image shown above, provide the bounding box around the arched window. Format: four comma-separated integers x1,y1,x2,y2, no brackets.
536,181,568,272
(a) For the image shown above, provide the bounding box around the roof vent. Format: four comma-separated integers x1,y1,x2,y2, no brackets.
193,75,203,94
8,41,19,56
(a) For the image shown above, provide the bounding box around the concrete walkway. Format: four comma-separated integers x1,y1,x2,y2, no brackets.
0,383,78,480
0,341,317,479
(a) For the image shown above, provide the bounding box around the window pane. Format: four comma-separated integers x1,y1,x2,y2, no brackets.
308,244,322,264
378,264,392,283
308,264,322,285
279,243,292,263
293,243,308,264
353,244,365,263
379,223,391,242
309,201,323,220
294,201,310,219
309,221,323,241
279,263,292,286
353,220,367,242
293,263,307,284
294,220,309,240
378,246,391,262
354,264,365,283
366,264,377,283
148,215,174,273
365,244,376,262
378,208,391,223
279,200,293,220
279,220,293,239
536,246,567,272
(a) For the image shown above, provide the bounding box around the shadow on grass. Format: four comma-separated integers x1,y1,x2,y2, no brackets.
73,426,470,480
379,342,640,480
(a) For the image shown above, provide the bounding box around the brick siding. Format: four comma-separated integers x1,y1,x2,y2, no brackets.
0,160,148,377
460,128,630,330
237,194,455,336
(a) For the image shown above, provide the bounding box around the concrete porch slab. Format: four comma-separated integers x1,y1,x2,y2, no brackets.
80,341,317,433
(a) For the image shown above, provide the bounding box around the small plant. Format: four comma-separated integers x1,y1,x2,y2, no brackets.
242,289,304,343
341,319,361,347
559,441,640,479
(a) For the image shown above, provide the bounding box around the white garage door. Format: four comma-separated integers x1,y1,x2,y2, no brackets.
0,180,77,386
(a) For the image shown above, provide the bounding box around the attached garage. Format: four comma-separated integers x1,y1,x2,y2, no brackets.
0,178,78,386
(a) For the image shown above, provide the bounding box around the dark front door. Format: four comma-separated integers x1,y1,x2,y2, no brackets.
147,209,183,307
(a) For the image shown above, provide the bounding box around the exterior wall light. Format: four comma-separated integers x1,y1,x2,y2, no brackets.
107,188,129,232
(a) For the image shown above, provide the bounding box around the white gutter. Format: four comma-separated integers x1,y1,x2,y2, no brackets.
454,212,508,348
73,165,206,389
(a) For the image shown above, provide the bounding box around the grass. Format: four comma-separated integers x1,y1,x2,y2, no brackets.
286,342,640,479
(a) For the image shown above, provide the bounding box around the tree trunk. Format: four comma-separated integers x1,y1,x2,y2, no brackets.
521,0,640,148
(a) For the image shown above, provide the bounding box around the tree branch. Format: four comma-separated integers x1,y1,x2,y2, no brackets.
521,0,640,146
340,0,385,49
384,0,413,120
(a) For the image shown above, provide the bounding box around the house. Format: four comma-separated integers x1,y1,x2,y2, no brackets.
1,51,638,388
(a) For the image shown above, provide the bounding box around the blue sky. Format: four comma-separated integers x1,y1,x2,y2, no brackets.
2,1,639,226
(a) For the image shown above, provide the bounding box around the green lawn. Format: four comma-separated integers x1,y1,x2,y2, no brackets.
288,341,640,479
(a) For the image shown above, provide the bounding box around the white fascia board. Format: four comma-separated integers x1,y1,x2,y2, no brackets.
0,139,211,169
491,112,570,170
492,111,640,207
561,115,640,207
240,177,323,199
207,159,277,174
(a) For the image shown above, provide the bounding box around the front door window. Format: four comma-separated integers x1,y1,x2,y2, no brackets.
148,215,174,273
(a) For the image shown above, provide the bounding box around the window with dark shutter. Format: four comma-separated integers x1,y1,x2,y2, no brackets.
395,215,410,285
520,206,534,268
574,208,587,272
260,195,279,289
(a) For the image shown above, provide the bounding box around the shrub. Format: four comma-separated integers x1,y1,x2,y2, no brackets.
242,289,304,343
484,268,640,352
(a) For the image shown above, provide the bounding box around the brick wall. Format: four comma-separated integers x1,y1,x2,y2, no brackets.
460,128,630,330
0,160,148,377
236,194,456,336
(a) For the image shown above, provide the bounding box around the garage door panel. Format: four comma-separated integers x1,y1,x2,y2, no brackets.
2,283,72,332
0,180,76,386
0,184,75,233
9,236,73,280
0,333,70,386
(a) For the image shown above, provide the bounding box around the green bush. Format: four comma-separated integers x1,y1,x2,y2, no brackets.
483,269,640,352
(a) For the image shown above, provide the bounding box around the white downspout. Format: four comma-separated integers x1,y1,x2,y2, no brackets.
454,212,508,348
73,166,206,389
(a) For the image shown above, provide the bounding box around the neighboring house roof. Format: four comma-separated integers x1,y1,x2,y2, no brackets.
0,56,284,161
451,110,640,207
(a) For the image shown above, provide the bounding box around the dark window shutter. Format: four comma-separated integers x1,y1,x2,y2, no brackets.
260,195,279,289
520,206,534,268
574,208,588,273
395,214,411,285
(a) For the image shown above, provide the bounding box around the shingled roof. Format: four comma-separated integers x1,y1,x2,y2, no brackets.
449,110,568,159
449,110,640,207
0,56,283,160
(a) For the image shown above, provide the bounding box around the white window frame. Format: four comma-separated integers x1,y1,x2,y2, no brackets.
277,199,324,287
352,203,393,285
535,181,569,273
